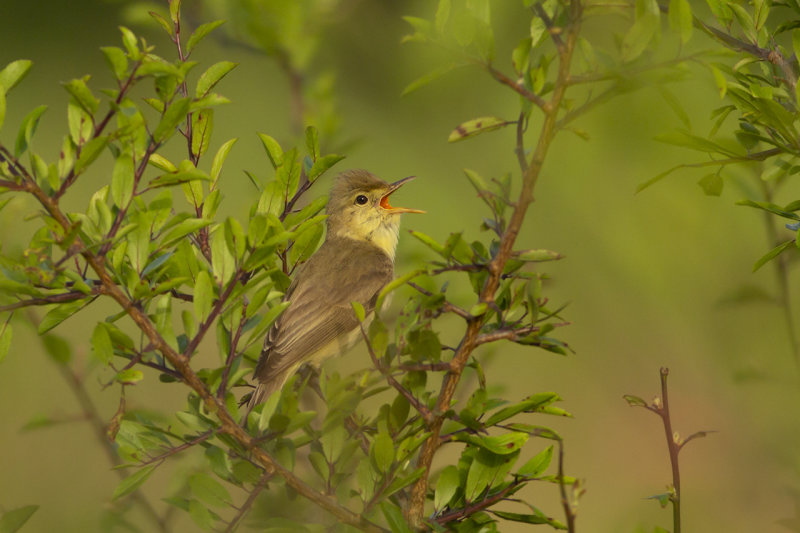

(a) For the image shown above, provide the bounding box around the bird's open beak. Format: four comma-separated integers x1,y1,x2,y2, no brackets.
380,176,425,214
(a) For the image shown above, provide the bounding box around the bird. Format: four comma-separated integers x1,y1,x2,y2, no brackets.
247,169,424,411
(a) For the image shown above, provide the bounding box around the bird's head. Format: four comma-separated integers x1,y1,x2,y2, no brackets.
326,169,424,259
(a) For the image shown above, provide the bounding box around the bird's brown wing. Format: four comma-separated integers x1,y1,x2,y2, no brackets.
252,237,393,398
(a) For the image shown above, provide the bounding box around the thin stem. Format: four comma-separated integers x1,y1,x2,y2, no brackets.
223,472,271,533
557,440,577,532
140,430,214,466
59,365,169,532
359,324,434,425
657,367,681,533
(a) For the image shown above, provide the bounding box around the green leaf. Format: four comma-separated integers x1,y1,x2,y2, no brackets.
63,77,99,115
484,392,559,426
698,172,723,196
448,116,513,143
512,38,532,75
38,299,90,334
15,105,47,157
210,138,237,185
211,229,236,284
0,85,6,132
113,465,156,500
194,270,214,323
351,301,366,322
191,109,213,158
149,10,173,36
455,431,529,455
0,60,32,92
402,63,460,96
434,465,460,510
74,136,109,175
380,502,413,533
621,9,659,62
119,26,139,58
111,151,134,208
372,432,395,473
195,61,237,98
516,249,562,262
492,510,563,527
410,230,446,256
668,0,693,44
116,368,144,384
737,199,800,220
305,126,320,160
91,322,114,365
258,133,283,169
655,129,741,157
41,334,71,364
623,394,648,407
752,240,794,272
153,97,191,143
309,154,345,182
517,445,553,477
0,505,39,533
189,473,231,508
0,321,11,364
100,47,128,80
186,20,226,56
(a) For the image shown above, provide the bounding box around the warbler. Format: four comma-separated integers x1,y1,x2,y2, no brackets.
247,169,423,409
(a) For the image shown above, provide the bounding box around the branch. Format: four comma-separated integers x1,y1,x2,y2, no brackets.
406,0,584,526
140,429,214,466
0,290,100,312
474,321,570,346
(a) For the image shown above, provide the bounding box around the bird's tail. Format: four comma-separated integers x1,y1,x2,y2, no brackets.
241,376,285,427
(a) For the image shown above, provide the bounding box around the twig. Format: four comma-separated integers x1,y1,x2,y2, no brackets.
0,290,100,313
359,323,435,426
140,429,214,466
433,481,523,525
56,362,168,532
223,472,271,533
557,440,577,532
474,322,570,346
218,300,248,398
407,282,471,320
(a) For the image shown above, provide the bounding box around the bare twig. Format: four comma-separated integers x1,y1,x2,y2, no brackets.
359,323,435,426
557,440,577,532
223,472,271,533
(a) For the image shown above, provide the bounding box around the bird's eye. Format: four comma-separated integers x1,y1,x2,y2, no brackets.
355,194,369,205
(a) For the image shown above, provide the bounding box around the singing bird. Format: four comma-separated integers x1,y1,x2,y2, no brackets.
247,169,423,410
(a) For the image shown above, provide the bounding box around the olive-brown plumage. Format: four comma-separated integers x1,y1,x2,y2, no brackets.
247,170,423,410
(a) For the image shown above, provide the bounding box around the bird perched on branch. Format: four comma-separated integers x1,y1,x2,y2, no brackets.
247,169,423,411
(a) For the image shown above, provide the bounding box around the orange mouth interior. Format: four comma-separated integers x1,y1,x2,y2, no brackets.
380,195,393,210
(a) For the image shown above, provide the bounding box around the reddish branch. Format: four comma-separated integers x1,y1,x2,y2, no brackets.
405,0,584,526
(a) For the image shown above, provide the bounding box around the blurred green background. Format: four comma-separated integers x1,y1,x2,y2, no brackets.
2,0,799,531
